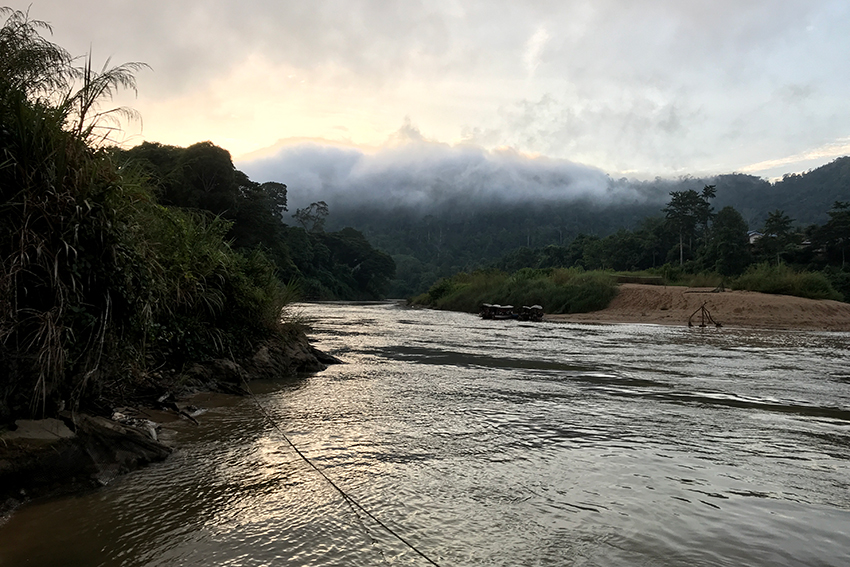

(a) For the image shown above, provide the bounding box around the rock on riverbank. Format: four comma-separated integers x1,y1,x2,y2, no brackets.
0,332,341,518
0,413,172,517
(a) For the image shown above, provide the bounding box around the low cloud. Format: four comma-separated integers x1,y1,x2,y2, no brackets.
238,131,655,216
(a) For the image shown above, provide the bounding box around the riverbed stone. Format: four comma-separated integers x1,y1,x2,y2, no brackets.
2,418,74,441
0,329,337,517
0,412,172,514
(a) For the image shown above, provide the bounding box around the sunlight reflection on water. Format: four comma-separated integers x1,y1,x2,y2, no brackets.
2,302,850,566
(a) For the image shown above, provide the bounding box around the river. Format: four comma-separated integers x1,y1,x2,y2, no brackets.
2,302,850,566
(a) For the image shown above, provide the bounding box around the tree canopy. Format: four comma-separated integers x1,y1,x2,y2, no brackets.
122,144,394,300
663,186,715,266
0,8,296,419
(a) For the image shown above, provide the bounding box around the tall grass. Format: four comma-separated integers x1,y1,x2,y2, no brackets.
130,204,298,362
0,9,299,419
732,263,843,301
415,268,617,314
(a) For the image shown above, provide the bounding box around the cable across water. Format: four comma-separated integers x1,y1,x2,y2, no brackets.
244,383,443,567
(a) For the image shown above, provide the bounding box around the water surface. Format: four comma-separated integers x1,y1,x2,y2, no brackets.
2,302,849,566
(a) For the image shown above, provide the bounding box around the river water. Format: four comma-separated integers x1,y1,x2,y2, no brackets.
2,302,850,566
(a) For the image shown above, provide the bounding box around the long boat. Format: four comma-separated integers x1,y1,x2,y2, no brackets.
480,304,543,321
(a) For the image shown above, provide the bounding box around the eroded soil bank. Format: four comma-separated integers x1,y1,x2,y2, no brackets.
0,333,341,519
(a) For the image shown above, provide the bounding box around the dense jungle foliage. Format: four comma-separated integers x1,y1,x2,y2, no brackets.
0,8,392,422
324,164,850,300
480,188,850,302
121,141,396,301
414,183,848,313
0,8,299,420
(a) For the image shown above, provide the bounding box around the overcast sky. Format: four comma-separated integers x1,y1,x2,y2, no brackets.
9,1,850,181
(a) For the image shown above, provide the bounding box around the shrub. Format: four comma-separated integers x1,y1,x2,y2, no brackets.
732,263,842,301
0,9,299,419
823,267,850,302
413,268,617,314
683,272,724,288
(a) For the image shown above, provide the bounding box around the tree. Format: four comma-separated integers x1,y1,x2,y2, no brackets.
324,227,396,298
757,210,796,265
701,206,751,276
600,229,644,271
664,187,714,266
698,184,717,234
258,181,288,217
293,201,329,232
176,141,239,212
123,142,290,263
819,201,850,268
625,216,677,269
538,245,571,269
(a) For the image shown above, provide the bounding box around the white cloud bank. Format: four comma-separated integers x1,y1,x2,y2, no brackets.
238,125,650,214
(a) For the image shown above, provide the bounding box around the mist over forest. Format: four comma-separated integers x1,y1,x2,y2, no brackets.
241,140,639,212
240,142,850,298
241,141,849,228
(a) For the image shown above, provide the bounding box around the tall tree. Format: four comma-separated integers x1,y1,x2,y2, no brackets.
701,206,750,276
757,210,796,265
664,188,713,266
820,201,850,268
293,201,329,232
698,184,717,234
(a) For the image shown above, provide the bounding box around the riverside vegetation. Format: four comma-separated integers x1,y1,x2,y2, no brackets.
0,7,385,430
412,263,842,315
412,182,848,312
414,268,619,314
325,166,850,301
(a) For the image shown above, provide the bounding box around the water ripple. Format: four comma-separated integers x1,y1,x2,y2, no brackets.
2,304,850,566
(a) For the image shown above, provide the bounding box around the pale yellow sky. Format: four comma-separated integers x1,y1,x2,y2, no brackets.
12,0,850,181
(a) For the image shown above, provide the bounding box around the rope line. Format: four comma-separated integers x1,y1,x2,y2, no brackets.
244,384,442,567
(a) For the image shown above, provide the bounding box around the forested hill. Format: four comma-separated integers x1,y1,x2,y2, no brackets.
714,157,850,226
122,142,396,300
314,157,850,297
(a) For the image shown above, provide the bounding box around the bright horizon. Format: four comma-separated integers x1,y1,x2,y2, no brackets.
8,1,850,182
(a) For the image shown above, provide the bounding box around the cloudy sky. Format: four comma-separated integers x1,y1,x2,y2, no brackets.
9,1,850,182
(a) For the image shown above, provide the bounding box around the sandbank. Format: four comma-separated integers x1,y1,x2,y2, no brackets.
545,284,850,331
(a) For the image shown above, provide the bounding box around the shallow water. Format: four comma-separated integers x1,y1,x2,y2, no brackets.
2,302,850,566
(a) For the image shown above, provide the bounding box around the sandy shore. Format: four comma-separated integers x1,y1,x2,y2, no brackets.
545,284,850,331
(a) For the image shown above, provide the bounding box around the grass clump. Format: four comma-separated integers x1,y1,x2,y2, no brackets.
134,206,296,363
414,268,617,314
732,263,842,301
0,8,299,420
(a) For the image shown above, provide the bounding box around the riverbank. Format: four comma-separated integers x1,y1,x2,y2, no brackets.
0,333,341,519
546,283,850,331
4,302,844,566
